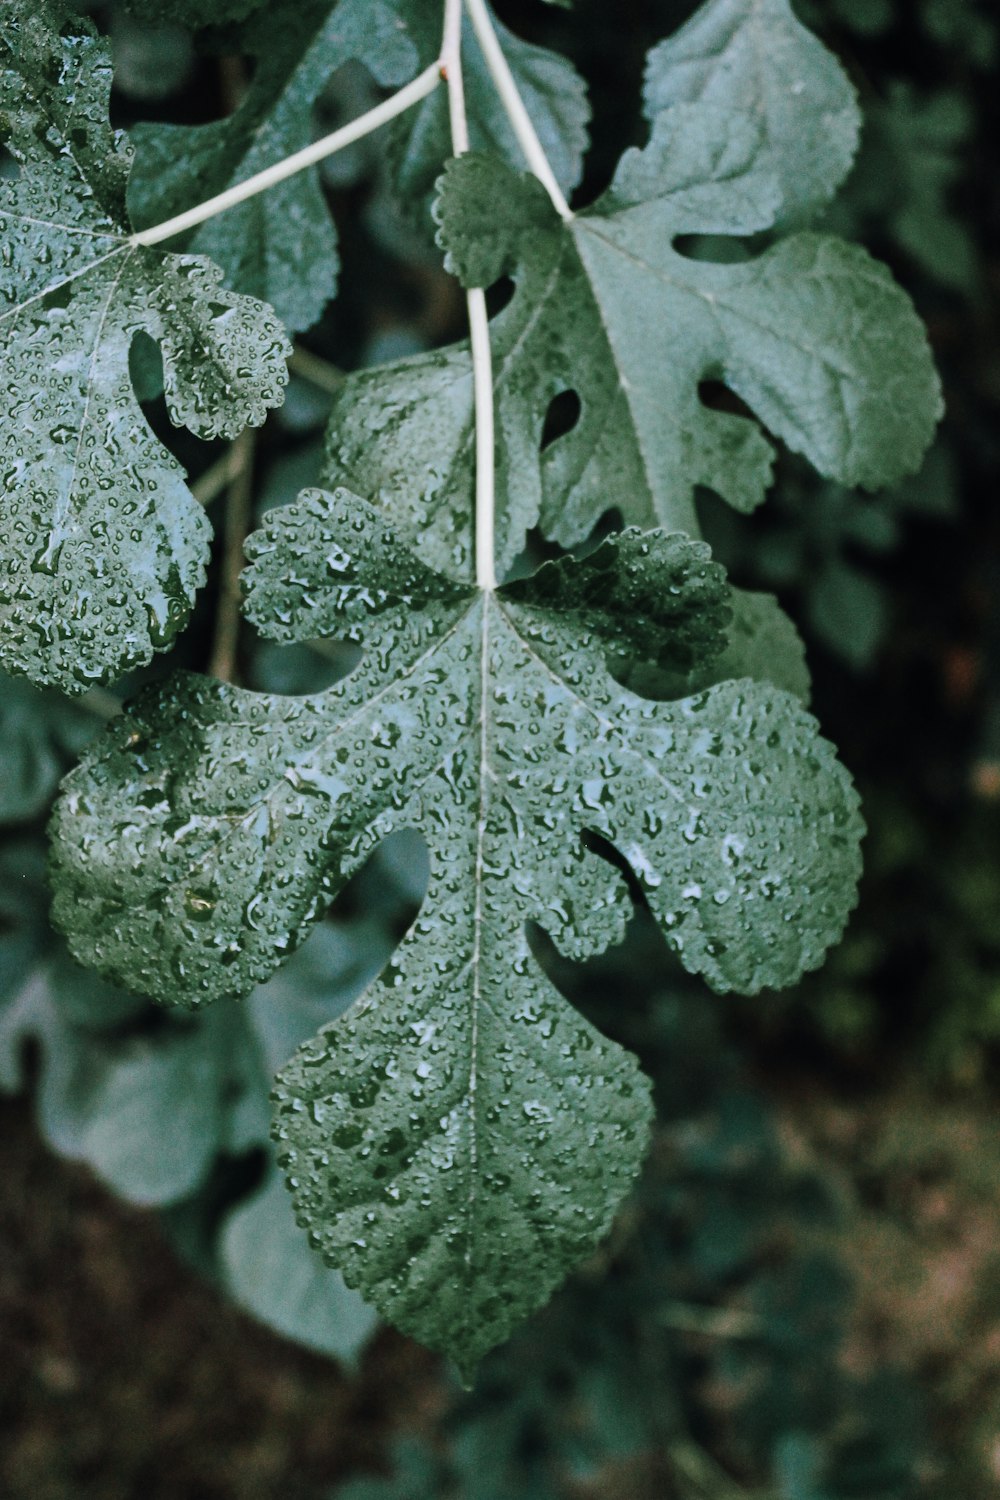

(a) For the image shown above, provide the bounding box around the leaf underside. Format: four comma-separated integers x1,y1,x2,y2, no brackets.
0,3,289,693
128,0,421,336
51,490,864,1370
321,109,940,585
643,0,862,225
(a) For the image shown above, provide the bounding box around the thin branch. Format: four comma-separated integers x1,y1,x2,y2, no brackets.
443,0,497,592
658,1303,764,1339
288,345,346,395
191,445,244,508
130,64,442,248
208,428,255,684
78,686,122,721
463,0,573,222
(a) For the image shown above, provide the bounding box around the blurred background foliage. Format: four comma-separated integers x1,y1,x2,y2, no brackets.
2,0,1000,1495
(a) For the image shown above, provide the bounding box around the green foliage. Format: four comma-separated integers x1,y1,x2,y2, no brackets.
128,1,588,333
706,444,958,670
643,0,862,225
50,490,865,1368
828,84,980,295
0,850,389,1359
328,118,939,583
0,0,946,1378
0,2,289,694
121,0,267,23
757,793,1000,1085
386,3,589,224
332,918,928,1499
128,0,421,335
0,672,98,822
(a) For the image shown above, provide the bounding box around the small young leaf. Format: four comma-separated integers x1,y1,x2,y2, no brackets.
0,3,290,693
643,0,862,224
51,488,863,1369
129,0,422,335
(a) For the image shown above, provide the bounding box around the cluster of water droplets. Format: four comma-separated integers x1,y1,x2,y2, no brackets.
0,9,292,692
51,482,865,1369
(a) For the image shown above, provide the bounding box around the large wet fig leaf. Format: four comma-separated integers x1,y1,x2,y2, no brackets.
323,111,940,582
0,2,289,693
51,488,863,1370
643,0,862,224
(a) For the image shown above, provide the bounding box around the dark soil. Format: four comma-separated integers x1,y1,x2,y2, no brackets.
5,1080,1000,1498
0,1097,444,1500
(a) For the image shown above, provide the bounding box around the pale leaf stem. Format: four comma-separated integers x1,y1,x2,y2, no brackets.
443,0,497,592
130,63,441,248
287,345,346,395
191,444,244,508
463,0,574,222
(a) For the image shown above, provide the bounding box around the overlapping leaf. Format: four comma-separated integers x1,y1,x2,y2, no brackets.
321,107,940,583
221,1162,378,1361
0,672,98,823
643,0,862,224
385,0,589,222
51,488,863,1369
129,0,588,333
128,0,421,335
0,908,384,1358
0,3,289,692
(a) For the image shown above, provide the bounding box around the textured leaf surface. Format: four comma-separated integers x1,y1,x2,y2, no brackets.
324,126,940,581
619,589,812,706
0,4,289,692
643,0,861,223
129,0,421,335
51,488,863,1369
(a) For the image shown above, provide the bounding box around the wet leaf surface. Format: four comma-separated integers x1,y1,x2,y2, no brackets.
51,488,863,1369
0,2,289,692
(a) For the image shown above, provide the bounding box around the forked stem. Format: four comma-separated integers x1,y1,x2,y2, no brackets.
128,0,566,593
443,0,498,592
